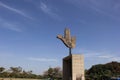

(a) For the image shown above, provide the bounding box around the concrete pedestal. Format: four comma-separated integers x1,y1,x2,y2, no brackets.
63,54,85,80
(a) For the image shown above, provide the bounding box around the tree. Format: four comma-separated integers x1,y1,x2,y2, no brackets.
86,61,120,80
0,67,5,77
0,67,5,73
53,67,62,79
44,67,53,78
10,66,22,73
0,66,42,79
9,66,22,78
43,67,62,79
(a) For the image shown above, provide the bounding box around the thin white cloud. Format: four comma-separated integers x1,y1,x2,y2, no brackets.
2,22,22,32
66,0,120,20
40,2,61,20
74,48,120,69
0,1,33,19
28,57,58,62
76,48,120,62
111,57,120,61
74,48,100,57
98,55,113,59
0,18,22,32
88,0,120,21
98,55,120,61
89,1,118,20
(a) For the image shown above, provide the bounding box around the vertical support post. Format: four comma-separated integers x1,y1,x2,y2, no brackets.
69,48,72,55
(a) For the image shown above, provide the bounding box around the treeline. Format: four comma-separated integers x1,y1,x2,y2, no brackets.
0,66,42,79
86,61,120,80
1,61,120,80
0,66,62,79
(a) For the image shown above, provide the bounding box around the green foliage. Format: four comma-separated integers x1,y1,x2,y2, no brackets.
0,66,62,79
0,66,42,79
0,67,5,73
43,67,62,79
86,61,120,80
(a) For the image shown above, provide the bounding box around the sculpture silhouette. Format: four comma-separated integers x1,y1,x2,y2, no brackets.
57,28,76,55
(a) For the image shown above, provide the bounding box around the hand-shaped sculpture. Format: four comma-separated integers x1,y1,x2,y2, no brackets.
57,28,76,55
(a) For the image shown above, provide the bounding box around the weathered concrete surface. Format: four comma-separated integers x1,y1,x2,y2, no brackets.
63,54,85,80
57,28,76,49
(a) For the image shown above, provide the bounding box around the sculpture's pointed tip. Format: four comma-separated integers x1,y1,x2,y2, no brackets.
64,28,70,32
65,27,70,30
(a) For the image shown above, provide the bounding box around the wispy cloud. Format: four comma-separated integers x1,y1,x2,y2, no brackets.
0,1,33,19
83,50,120,61
66,0,120,20
88,0,120,20
111,57,120,61
27,57,58,62
0,18,22,32
75,48,120,62
40,2,61,20
98,55,113,59
2,22,22,32
76,48,120,69
98,55,120,61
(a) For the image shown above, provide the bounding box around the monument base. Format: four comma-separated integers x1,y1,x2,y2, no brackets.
63,54,85,80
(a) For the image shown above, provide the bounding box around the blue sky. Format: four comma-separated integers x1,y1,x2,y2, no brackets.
0,0,120,74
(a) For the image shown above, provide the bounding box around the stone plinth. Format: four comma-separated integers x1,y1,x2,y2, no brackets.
63,54,85,80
